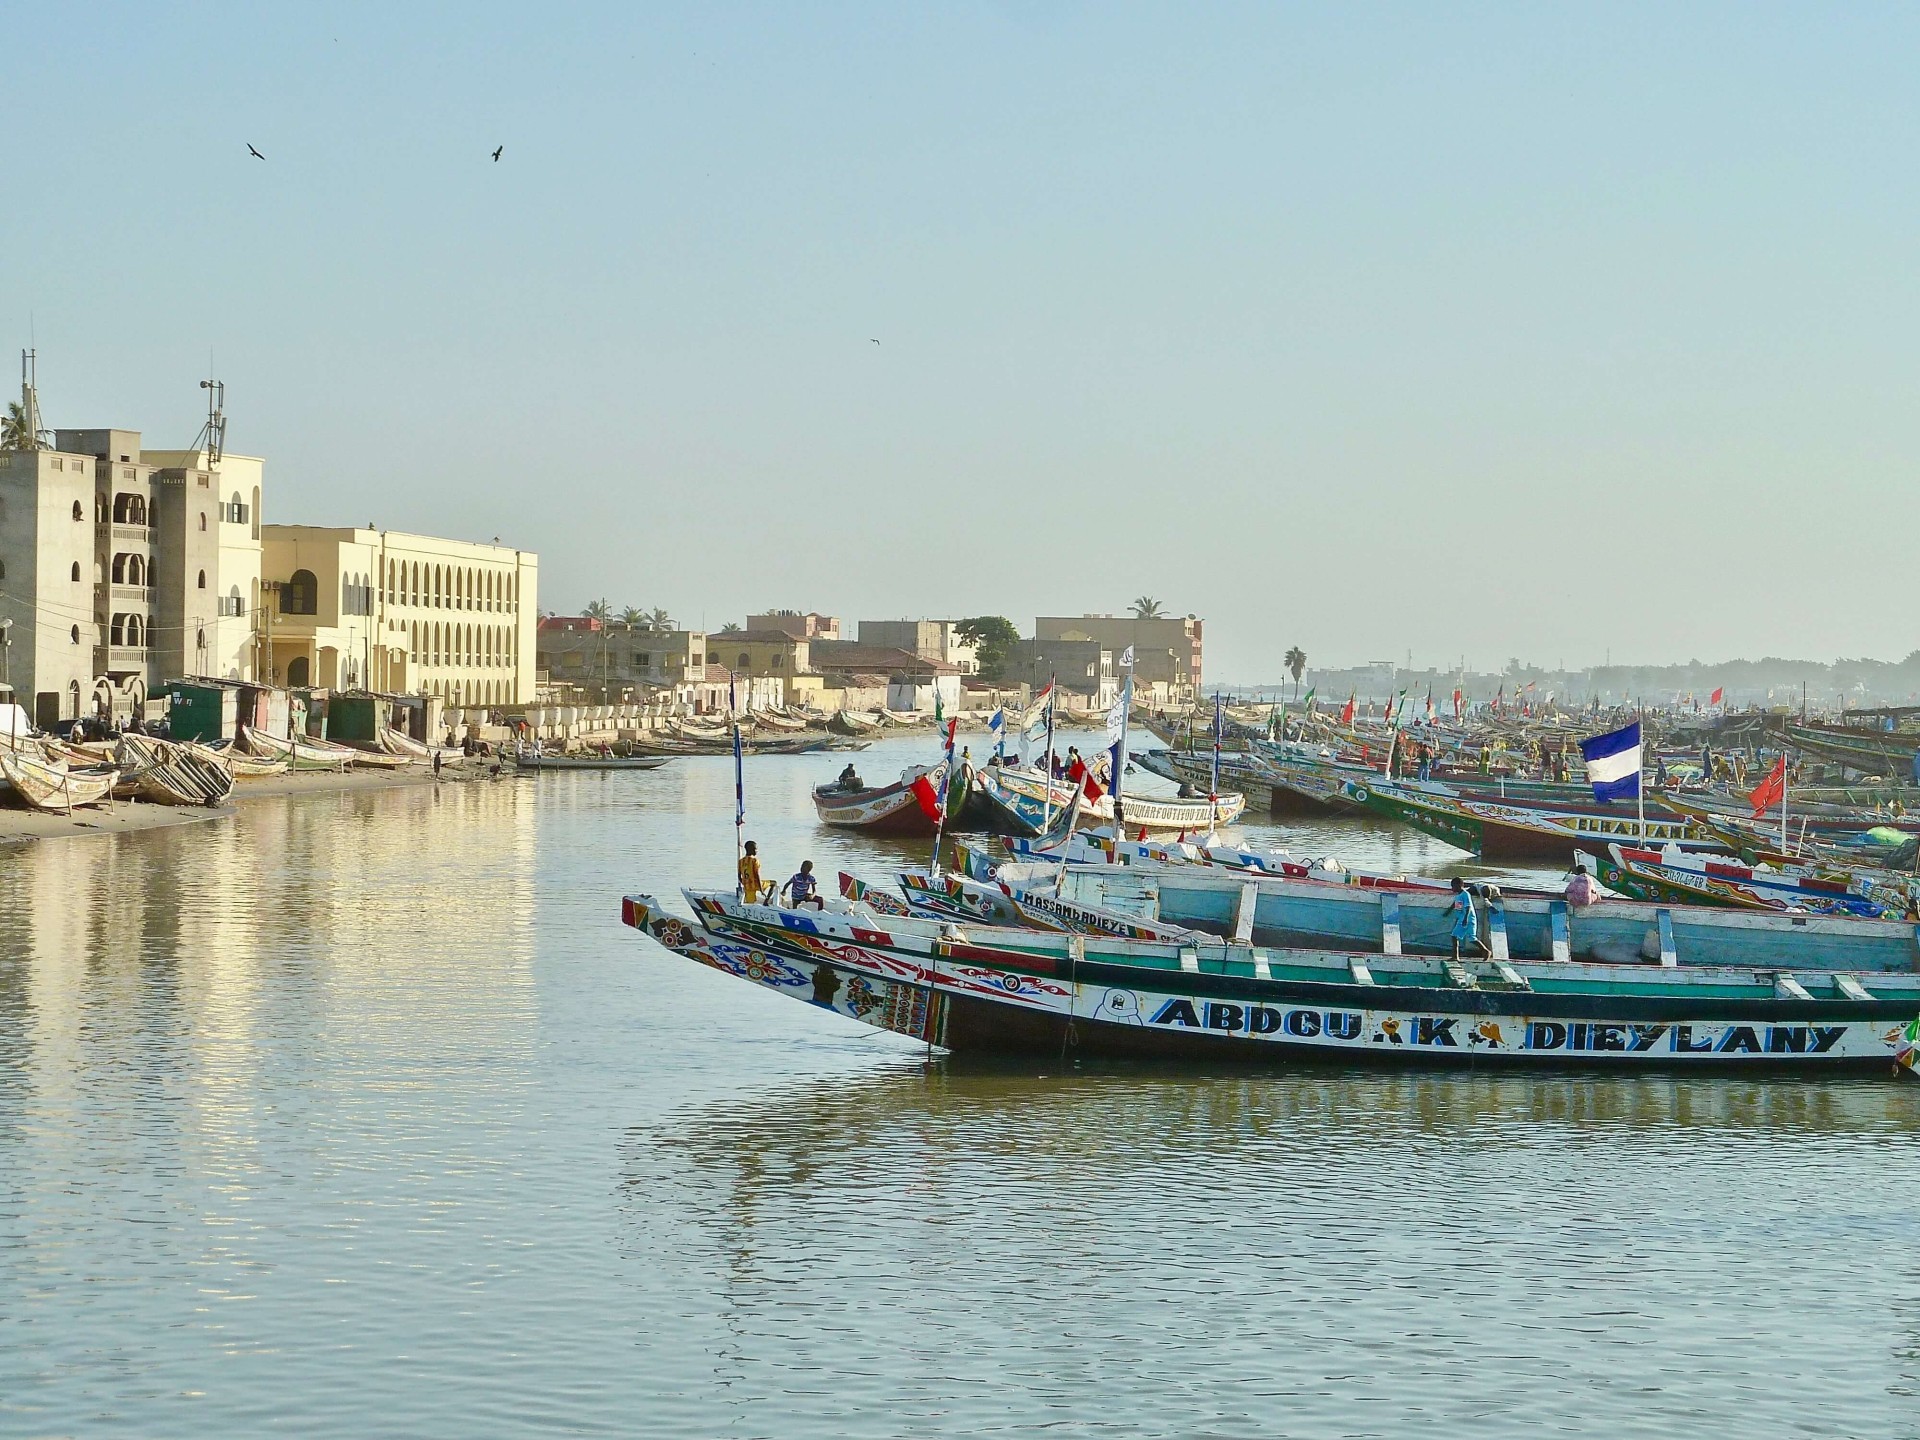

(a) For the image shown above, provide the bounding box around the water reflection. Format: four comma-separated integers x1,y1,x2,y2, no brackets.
619,1062,1920,1437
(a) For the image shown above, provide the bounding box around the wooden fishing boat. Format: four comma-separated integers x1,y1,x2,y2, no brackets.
238,725,355,772
1338,775,1706,860
0,749,118,811
621,887,1920,1072
885,867,1197,941
750,709,809,732
975,842,1920,974
1589,843,1911,918
188,739,288,778
828,710,882,737
813,764,945,835
116,735,235,806
977,766,1246,836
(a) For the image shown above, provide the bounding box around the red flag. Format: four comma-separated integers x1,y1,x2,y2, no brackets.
1710,687,1724,706
1452,688,1463,718
1748,756,1786,816
909,772,944,822
1340,692,1356,726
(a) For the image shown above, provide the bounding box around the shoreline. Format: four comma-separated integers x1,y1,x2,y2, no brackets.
0,763,490,850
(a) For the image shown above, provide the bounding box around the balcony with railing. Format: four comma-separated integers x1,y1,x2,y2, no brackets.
96,644,151,674
109,584,156,606
109,523,156,546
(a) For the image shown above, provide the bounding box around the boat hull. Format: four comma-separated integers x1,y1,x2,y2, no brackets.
622,892,1920,1072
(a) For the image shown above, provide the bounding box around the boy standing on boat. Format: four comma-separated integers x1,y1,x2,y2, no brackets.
739,840,769,903
1448,878,1478,961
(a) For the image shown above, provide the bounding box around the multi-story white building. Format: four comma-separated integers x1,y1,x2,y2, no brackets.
261,526,538,706
0,425,264,725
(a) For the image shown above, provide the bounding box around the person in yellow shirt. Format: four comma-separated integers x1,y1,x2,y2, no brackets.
738,840,767,903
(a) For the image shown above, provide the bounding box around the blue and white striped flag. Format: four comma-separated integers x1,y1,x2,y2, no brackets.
1579,721,1642,803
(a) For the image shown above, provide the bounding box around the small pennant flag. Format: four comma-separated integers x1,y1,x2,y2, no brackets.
1749,755,1787,816
1341,692,1356,726
909,770,944,822
1711,687,1725,706
1452,687,1463,718
1579,722,1642,803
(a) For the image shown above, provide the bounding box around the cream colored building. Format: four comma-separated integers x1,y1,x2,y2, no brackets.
261,525,537,705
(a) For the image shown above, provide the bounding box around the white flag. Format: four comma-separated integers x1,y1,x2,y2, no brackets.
1105,675,1132,746
1119,645,1135,668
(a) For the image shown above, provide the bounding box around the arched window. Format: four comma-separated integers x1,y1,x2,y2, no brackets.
112,553,127,583
229,585,243,618
198,512,207,531
283,569,318,615
127,555,144,587
197,570,207,589
737,652,750,670
70,561,80,582
287,655,310,687
72,500,84,521
252,486,260,540
70,624,80,645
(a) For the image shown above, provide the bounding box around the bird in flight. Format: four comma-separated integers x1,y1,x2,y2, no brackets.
247,144,265,160
492,145,504,162
870,338,880,345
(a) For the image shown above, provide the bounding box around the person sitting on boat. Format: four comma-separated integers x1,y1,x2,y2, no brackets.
1447,877,1480,961
1565,864,1597,907
837,763,864,792
781,860,825,910
738,840,770,904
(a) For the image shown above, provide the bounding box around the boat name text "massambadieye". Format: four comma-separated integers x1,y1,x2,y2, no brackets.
1145,1000,1850,1054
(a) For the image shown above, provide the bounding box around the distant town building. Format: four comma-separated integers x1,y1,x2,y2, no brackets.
537,619,709,706
260,526,537,705
1002,638,1117,709
746,610,840,641
1035,614,1202,704
0,426,264,726
810,642,961,714
856,619,978,674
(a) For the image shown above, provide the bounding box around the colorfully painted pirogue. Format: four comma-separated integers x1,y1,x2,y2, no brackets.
622,884,1920,1075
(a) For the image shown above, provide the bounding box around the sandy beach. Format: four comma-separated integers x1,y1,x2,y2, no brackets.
0,763,490,849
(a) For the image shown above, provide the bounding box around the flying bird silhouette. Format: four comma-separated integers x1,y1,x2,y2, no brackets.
870,338,880,345
247,144,265,160
492,145,503,162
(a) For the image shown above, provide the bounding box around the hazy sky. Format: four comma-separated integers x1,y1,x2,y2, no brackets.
7,3,1917,681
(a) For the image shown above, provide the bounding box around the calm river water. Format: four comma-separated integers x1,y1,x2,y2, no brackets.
4,734,1918,1437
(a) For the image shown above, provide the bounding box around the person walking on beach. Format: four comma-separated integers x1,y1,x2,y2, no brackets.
738,840,768,903
781,859,825,910
1447,877,1478,962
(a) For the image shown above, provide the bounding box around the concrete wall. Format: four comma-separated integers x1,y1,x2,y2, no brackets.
0,449,98,723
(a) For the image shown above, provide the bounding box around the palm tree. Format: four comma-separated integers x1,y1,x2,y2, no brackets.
1,401,37,451
1285,646,1307,700
1130,596,1165,620
582,598,612,621
648,607,674,632
719,621,742,634
619,606,646,629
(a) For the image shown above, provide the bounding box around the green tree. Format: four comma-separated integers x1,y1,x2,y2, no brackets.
619,607,646,628
1130,596,1165,619
582,598,612,621
956,616,1019,680
1,401,36,451
719,621,743,634
648,607,674,631
1285,646,1307,699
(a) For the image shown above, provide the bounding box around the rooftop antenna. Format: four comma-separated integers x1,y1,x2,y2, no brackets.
194,377,226,465
18,350,46,449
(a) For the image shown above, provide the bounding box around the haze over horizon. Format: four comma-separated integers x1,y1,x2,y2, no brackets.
8,3,1917,681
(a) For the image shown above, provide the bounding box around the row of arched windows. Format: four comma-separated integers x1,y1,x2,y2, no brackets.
110,552,152,587
407,621,516,670
386,559,517,613
108,612,153,647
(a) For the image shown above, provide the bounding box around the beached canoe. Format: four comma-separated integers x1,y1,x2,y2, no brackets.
0,749,119,811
